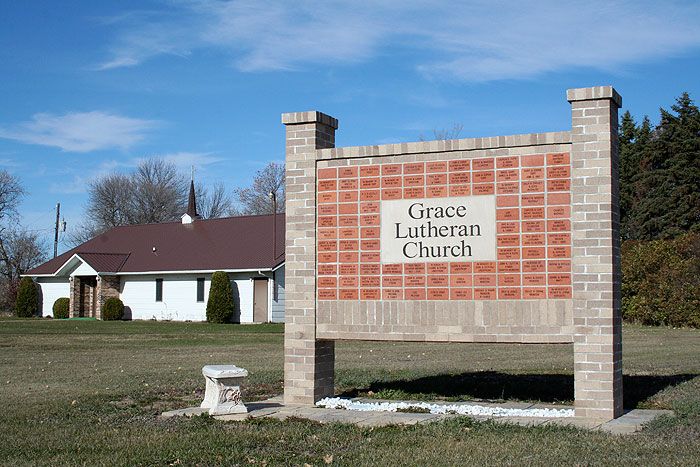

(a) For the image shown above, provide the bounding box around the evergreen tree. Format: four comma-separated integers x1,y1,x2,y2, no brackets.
206,271,234,323
15,276,38,318
623,92,700,240
619,111,640,237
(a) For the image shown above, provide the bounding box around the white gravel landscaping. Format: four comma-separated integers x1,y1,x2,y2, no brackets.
316,397,575,418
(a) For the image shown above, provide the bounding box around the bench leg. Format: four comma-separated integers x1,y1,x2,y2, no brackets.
201,376,248,415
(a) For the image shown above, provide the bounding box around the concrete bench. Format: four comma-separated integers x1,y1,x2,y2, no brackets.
200,365,248,416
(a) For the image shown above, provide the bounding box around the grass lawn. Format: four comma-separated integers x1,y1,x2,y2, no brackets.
0,319,698,465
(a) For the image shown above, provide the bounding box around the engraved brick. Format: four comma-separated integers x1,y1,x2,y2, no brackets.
339,180,358,191
497,235,520,247
428,275,448,287
547,166,571,179
499,288,521,299
339,166,358,178
360,165,380,177
339,191,359,202
360,289,381,300
450,275,472,287
473,184,494,195
339,227,359,238
318,179,337,191
404,162,425,174
523,260,546,272
427,186,448,197
405,288,426,300
448,160,470,171
547,152,570,165
426,161,448,172
382,264,402,274
382,164,402,175
497,169,519,182
449,185,470,196
382,188,402,200
497,221,519,233
497,208,519,221
339,276,358,287
360,177,380,189
383,289,403,300
474,288,496,299
404,175,425,187
547,205,570,218
496,156,518,169
404,187,426,198
522,180,545,193
523,288,546,299
473,171,495,183
523,274,546,286
318,204,337,215
523,220,545,232
339,289,359,300
428,288,449,300
472,158,494,170
450,288,473,300
450,262,472,274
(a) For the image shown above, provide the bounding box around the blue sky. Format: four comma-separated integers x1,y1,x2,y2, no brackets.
1,0,700,255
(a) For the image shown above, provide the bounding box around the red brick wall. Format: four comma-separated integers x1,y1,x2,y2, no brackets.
316,152,572,302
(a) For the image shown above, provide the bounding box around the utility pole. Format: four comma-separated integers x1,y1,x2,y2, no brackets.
53,202,60,258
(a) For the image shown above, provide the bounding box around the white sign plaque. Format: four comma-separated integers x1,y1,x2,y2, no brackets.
379,196,497,264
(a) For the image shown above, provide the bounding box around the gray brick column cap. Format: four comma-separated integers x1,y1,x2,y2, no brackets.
281,111,339,129
567,86,622,108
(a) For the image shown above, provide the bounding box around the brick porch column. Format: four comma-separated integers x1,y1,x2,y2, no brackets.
568,86,623,420
69,276,80,318
282,111,338,405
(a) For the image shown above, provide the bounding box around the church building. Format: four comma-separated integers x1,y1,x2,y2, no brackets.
25,182,285,323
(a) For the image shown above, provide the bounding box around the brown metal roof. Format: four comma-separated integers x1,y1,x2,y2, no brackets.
76,253,131,273
28,213,285,275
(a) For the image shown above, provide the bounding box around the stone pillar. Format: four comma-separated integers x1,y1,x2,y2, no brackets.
282,111,338,405
96,275,121,320
568,86,623,421
69,276,81,318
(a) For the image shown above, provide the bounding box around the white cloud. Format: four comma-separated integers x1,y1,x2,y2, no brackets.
97,0,700,81
140,151,224,171
0,111,160,153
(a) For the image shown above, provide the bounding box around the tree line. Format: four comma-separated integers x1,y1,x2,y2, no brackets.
0,160,284,311
2,92,698,319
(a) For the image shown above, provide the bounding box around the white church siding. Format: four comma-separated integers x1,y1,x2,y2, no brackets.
36,278,70,317
119,273,260,322
270,266,285,323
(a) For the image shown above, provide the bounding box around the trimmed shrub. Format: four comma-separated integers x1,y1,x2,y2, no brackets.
102,297,124,321
53,297,70,319
622,233,700,328
206,271,234,323
15,277,39,318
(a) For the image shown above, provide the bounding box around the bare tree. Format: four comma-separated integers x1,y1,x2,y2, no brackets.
419,123,464,141
131,158,187,224
0,229,46,312
86,173,135,228
70,158,235,245
196,182,233,219
0,172,45,311
234,162,285,215
0,170,24,226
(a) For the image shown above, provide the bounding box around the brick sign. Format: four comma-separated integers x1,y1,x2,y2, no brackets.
283,86,623,422
316,153,572,303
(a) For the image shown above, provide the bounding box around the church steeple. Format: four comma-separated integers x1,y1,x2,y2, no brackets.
182,169,201,224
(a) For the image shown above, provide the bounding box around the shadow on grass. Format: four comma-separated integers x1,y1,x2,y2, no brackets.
339,372,698,408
